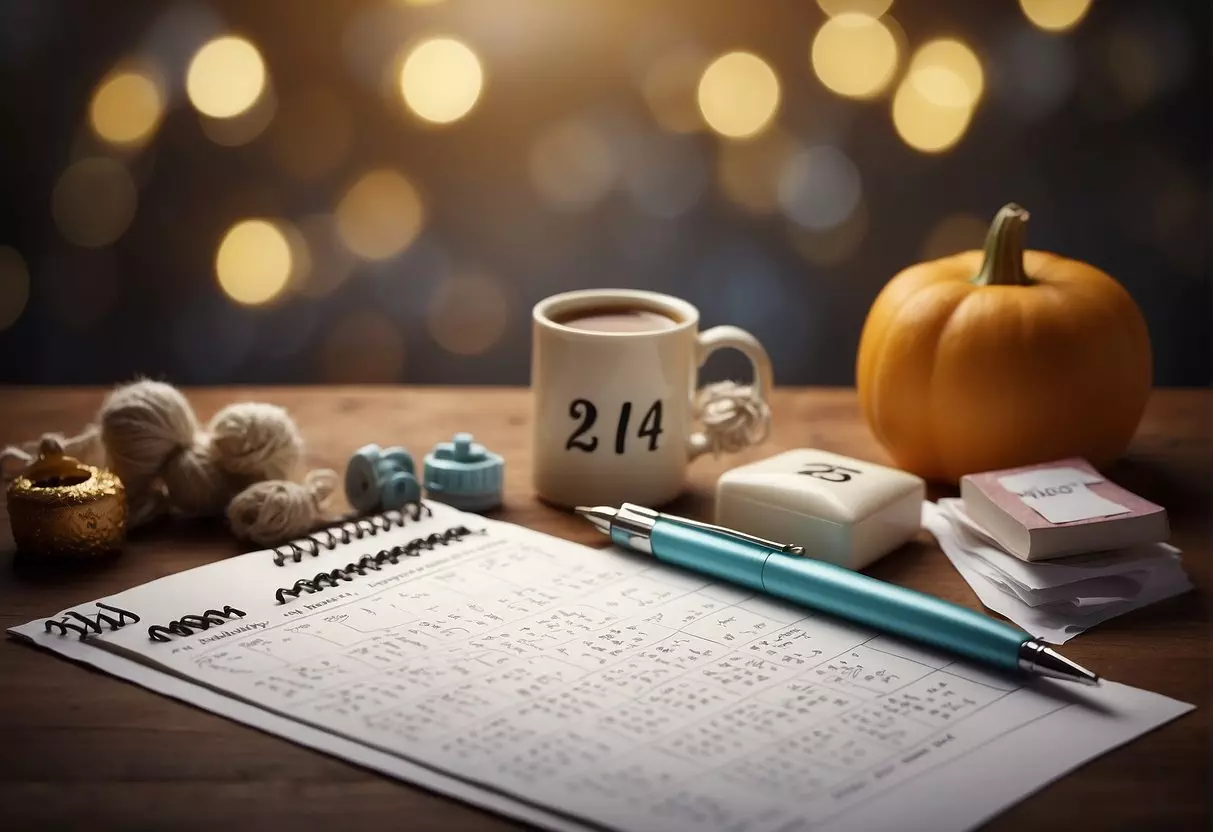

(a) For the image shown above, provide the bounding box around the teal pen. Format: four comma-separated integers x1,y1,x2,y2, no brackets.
576,503,1099,686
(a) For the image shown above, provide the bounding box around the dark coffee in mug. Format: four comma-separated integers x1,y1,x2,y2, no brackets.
555,306,680,334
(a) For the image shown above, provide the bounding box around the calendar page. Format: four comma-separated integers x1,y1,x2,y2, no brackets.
91,515,1190,832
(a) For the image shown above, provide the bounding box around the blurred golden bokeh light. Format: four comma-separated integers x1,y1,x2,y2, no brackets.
89,69,164,148
892,77,973,153
1019,0,1093,33
811,13,899,99
399,38,483,125
52,157,138,247
817,0,894,17
910,39,984,107
697,51,780,140
427,273,509,356
0,246,30,332
892,38,982,153
215,219,294,306
186,36,267,119
336,169,424,260
921,213,988,260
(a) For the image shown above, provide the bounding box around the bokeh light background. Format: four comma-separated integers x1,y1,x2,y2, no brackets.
0,0,1207,385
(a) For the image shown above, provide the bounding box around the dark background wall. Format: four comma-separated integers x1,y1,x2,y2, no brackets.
0,0,1208,386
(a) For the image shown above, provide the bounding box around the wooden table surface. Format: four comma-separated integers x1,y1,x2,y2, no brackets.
1,387,1208,831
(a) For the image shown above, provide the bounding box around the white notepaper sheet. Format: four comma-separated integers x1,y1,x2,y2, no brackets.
20,632,592,832
72,514,1190,832
9,502,592,832
925,500,1193,644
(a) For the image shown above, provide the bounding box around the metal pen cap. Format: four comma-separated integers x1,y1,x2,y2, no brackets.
575,503,803,557
575,504,656,553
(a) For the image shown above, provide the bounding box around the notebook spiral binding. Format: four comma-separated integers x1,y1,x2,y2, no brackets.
44,602,141,641
39,504,458,643
271,501,432,566
274,525,478,604
147,606,247,642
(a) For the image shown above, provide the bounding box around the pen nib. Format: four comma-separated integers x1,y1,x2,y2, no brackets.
575,506,616,536
1019,640,1100,686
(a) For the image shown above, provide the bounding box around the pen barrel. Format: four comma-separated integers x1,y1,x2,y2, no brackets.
650,521,768,592
649,518,1029,672
760,556,1029,671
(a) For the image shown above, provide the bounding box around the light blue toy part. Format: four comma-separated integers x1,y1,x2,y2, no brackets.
345,445,383,513
376,445,420,510
344,443,420,514
423,432,504,513
379,470,421,510
381,446,415,475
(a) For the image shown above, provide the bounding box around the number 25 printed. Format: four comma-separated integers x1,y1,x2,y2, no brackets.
567,399,664,454
798,462,862,482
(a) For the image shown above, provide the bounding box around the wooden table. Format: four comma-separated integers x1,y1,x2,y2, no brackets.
1,388,1208,831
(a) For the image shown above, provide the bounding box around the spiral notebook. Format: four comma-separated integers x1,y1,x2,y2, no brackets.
10,501,1193,832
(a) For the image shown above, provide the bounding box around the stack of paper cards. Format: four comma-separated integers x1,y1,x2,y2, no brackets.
959,458,1169,560
923,499,1192,644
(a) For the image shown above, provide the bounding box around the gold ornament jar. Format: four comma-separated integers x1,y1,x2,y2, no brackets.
7,451,126,556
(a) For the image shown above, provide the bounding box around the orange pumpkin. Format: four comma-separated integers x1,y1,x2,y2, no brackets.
857,204,1152,483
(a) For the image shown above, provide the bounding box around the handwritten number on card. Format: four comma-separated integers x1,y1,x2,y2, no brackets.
567,399,664,453
799,462,862,483
567,399,599,451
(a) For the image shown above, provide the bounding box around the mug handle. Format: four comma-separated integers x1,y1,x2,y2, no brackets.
688,325,773,461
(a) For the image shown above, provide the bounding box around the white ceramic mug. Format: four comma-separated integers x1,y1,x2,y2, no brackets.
531,288,773,508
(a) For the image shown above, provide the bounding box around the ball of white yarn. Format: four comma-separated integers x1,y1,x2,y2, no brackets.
209,402,302,482
98,381,229,518
99,381,199,491
227,469,337,546
96,381,313,522
162,434,232,517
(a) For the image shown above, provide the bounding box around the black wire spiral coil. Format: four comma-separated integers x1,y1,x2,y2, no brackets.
40,509,473,643
44,602,141,640
274,525,478,604
271,502,432,566
147,606,247,642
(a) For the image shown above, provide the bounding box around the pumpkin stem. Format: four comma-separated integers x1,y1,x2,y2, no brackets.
973,203,1030,286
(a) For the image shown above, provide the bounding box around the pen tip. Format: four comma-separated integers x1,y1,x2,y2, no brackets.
574,506,615,535
1020,641,1101,686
